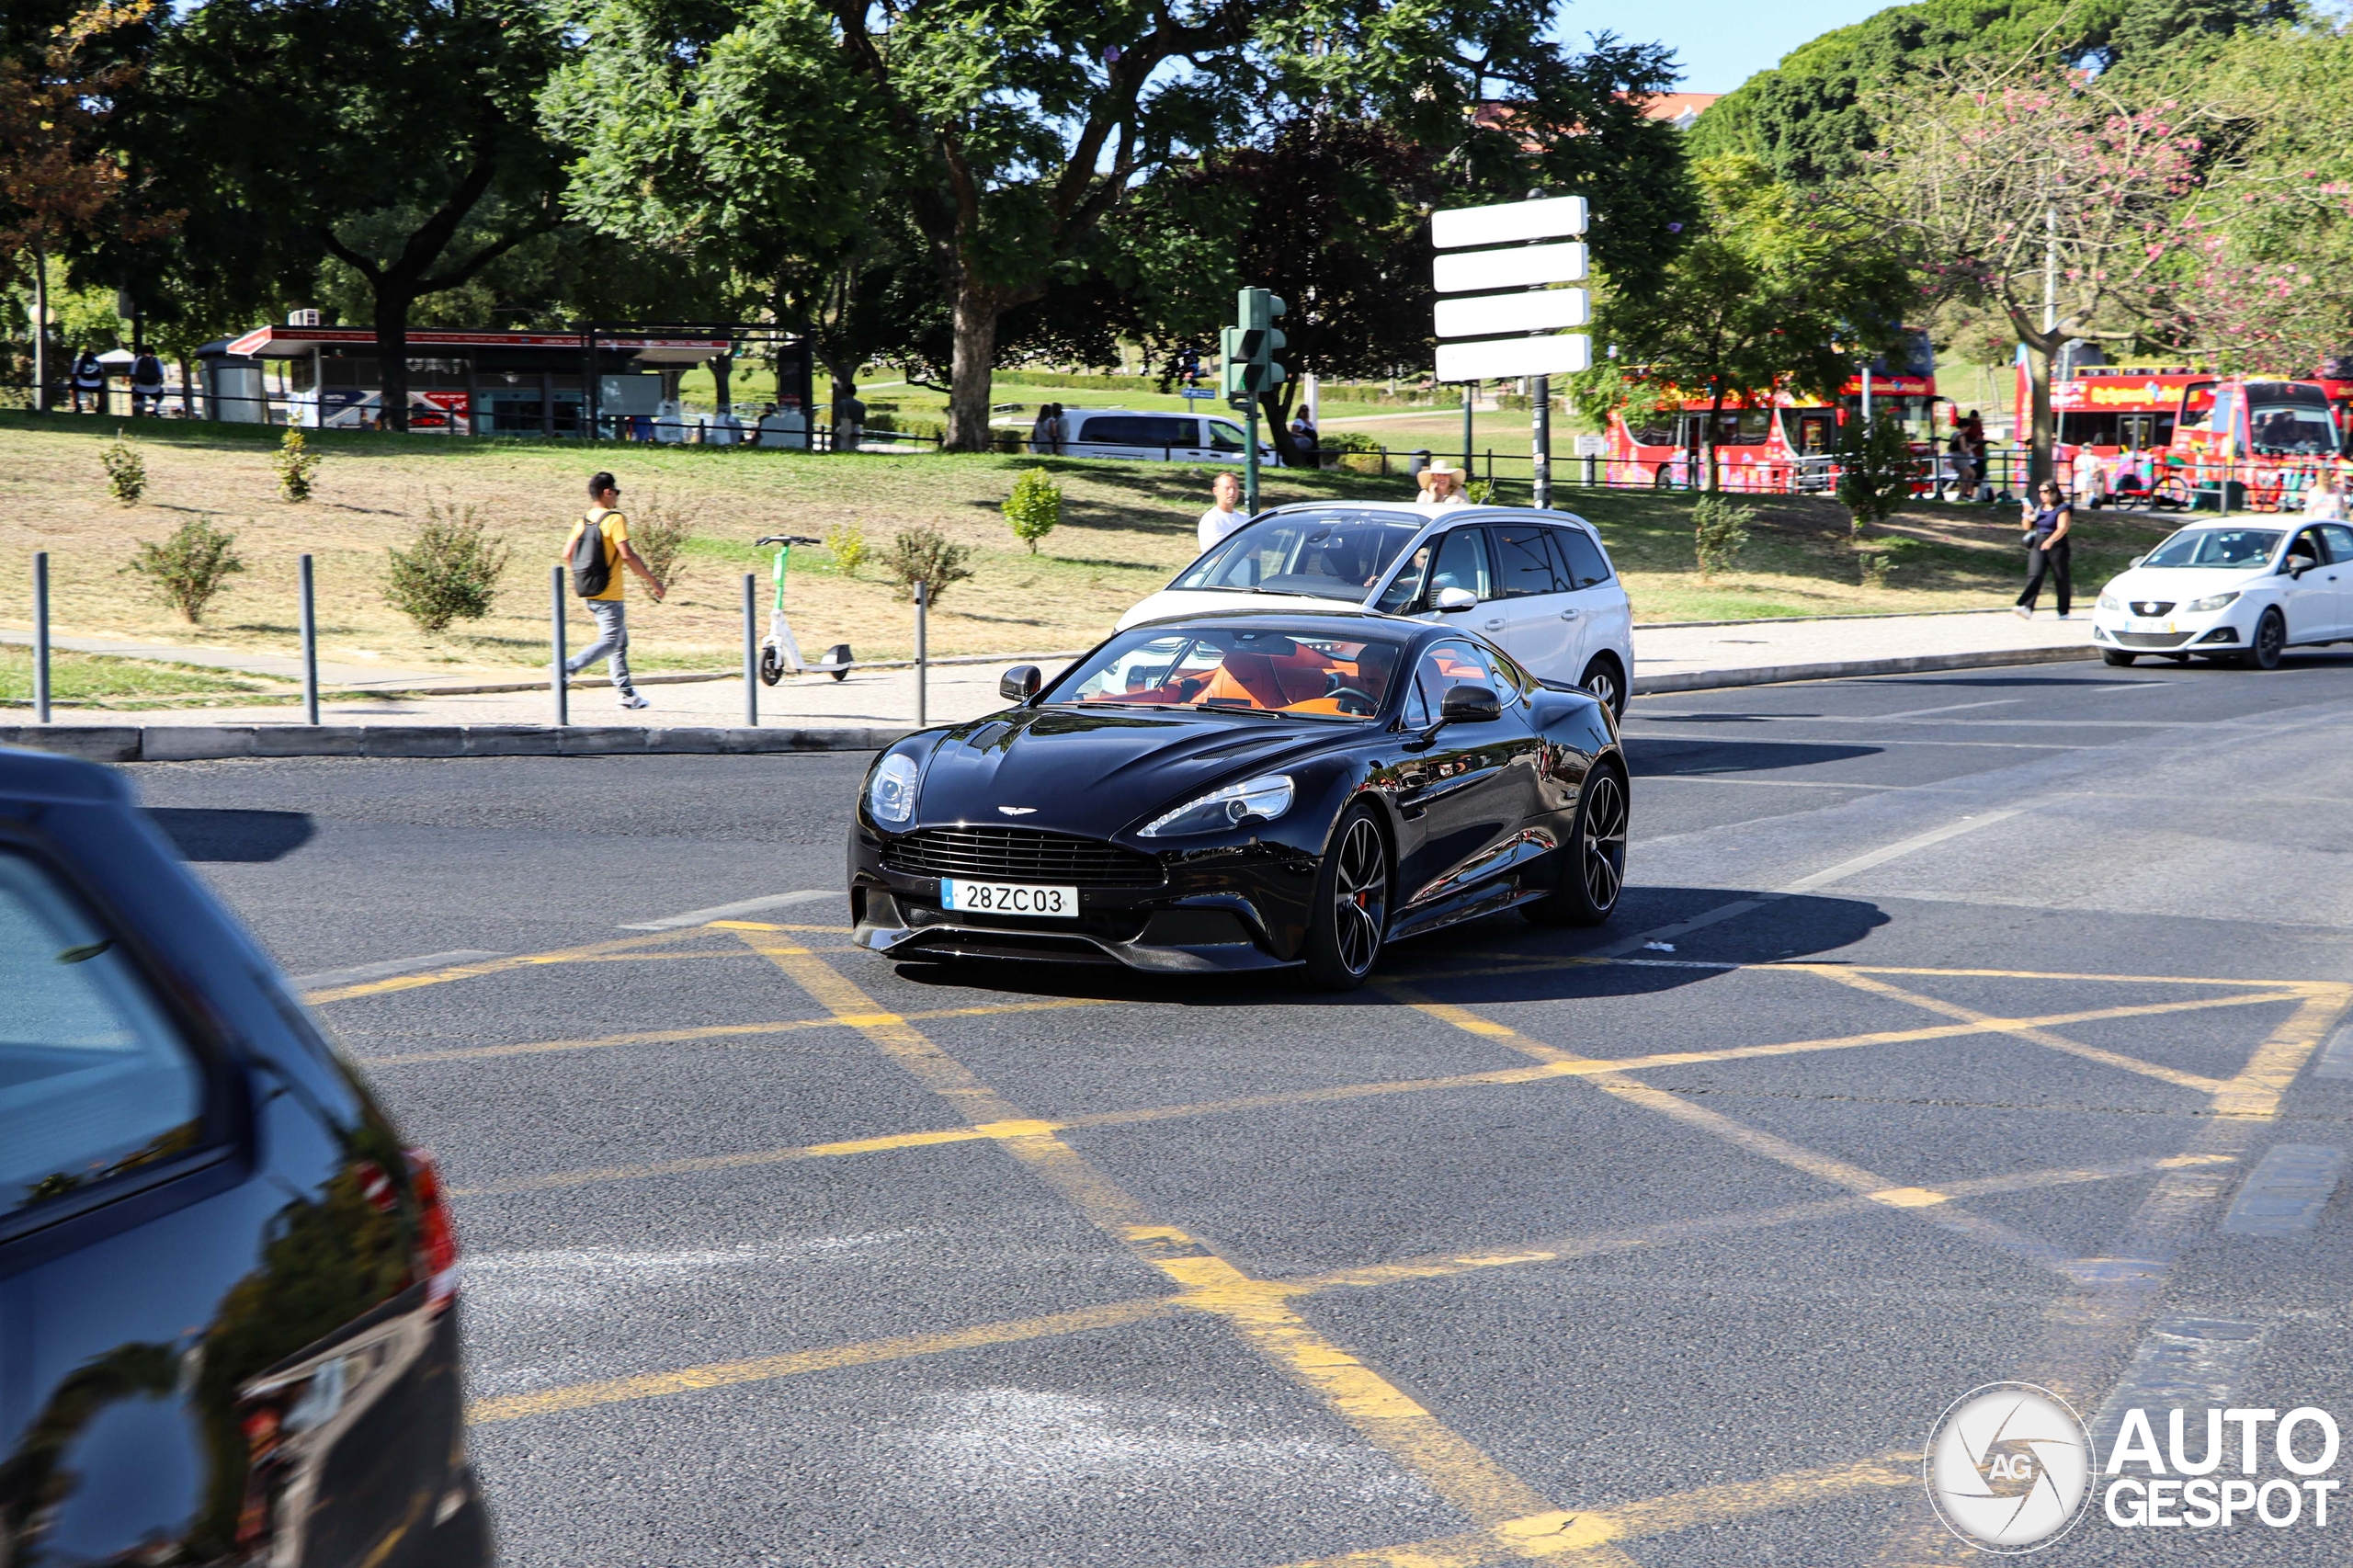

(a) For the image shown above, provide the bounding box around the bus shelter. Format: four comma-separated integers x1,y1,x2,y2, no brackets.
210,320,813,437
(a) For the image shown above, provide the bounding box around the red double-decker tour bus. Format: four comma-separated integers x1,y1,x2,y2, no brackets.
2021,357,2351,509
1605,329,1942,492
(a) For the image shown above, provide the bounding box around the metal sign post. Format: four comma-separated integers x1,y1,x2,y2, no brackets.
551,567,569,727
299,554,320,725
914,580,928,728
1431,194,1591,506
742,574,758,727
31,552,49,725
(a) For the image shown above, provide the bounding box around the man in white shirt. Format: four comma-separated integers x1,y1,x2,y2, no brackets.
1198,471,1248,553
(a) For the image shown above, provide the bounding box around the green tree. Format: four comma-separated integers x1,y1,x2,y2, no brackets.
831,0,1686,449
149,0,567,430
1574,155,1913,491
545,0,888,435
1687,0,2290,186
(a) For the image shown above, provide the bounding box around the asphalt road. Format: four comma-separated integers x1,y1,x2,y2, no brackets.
129,653,2353,1567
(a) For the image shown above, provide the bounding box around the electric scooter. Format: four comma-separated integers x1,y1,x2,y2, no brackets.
754,535,853,685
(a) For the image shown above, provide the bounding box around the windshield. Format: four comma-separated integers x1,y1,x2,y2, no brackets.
1046,625,1407,720
1171,512,1424,603
2142,528,2281,569
2246,397,2340,456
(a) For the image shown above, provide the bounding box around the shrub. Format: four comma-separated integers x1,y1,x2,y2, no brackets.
125,516,244,623
1463,478,1495,505
1002,469,1062,554
1833,416,1915,537
628,491,691,596
880,525,975,604
825,523,870,577
384,501,513,633
1691,494,1756,582
99,431,145,506
1859,551,1893,590
1323,430,1383,455
273,427,323,502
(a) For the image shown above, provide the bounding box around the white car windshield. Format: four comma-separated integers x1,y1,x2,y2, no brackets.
2142,528,2281,569
1171,513,1425,602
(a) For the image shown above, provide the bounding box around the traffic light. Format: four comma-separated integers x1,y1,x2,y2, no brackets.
1222,290,1287,402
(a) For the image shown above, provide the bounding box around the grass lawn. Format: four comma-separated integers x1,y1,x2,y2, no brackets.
0,412,2177,676
0,642,298,710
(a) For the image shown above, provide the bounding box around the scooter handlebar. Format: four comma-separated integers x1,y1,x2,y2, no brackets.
756,535,825,547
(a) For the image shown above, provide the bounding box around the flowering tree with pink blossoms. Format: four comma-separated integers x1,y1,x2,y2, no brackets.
1851,66,2205,483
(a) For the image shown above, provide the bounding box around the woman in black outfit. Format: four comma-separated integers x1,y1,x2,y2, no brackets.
2015,479,2073,619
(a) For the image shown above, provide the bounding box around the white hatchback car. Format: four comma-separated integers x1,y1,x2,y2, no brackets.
2092,517,2353,668
1117,502,1636,712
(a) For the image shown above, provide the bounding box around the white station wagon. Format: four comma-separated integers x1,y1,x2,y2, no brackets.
1117,502,1636,713
1043,407,1278,465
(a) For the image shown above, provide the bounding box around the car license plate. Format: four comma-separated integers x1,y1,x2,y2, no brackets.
939,879,1079,919
2130,618,2173,634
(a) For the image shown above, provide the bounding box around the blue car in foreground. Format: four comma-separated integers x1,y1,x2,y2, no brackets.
0,749,489,1566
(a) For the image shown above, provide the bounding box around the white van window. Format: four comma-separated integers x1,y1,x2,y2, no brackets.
1207,421,1245,451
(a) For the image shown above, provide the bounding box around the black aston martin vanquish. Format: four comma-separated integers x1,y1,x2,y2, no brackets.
848,611,1628,989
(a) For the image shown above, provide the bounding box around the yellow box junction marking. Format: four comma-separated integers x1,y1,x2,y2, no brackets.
730,929,1596,1544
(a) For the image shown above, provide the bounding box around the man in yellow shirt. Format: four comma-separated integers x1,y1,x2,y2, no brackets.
561,472,665,709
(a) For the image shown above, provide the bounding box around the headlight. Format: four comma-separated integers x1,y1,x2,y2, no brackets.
2097,592,2120,611
2185,591,2239,613
868,753,920,825
1138,774,1293,837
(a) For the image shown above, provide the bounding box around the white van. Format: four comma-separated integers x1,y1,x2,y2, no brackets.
1052,408,1278,465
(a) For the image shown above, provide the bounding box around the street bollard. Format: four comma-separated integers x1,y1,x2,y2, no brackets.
914,579,927,729
298,554,320,726
551,566,569,728
742,573,758,728
32,551,50,725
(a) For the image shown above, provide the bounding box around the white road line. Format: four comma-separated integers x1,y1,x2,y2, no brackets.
618,890,838,931
2084,1316,2272,1455
290,950,506,993
1865,698,2022,721
2219,1145,2347,1237
1779,810,2021,893
1602,809,2025,957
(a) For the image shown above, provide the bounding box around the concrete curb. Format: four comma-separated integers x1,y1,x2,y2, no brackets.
1,645,2096,761
1631,642,2096,696
0,723,915,764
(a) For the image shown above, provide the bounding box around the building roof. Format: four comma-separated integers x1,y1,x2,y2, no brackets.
1638,93,1721,131
224,324,732,364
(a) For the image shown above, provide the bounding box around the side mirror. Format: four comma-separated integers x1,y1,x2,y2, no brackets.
1432,585,1479,613
1439,684,1502,725
999,665,1041,703
2129,555,2146,568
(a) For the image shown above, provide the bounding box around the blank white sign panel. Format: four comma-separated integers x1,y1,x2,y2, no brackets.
1435,289,1589,339
1433,243,1587,293
1436,335,1592,381
1432,196,1588,250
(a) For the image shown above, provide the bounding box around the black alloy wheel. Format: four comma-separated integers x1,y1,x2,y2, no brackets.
1304,807,1390,990
1579,656,1626,720
2241,608,2286,671
2100,648,2138,666
1525,765,1628,926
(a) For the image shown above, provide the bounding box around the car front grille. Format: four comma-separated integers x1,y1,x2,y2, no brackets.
2114,631,2192,649
2130,600,2176,617
882,826,1165,887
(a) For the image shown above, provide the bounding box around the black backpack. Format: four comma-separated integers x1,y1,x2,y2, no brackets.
569,514,612,597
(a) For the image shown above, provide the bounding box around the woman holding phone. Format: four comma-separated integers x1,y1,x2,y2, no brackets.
2015,479,2074,619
